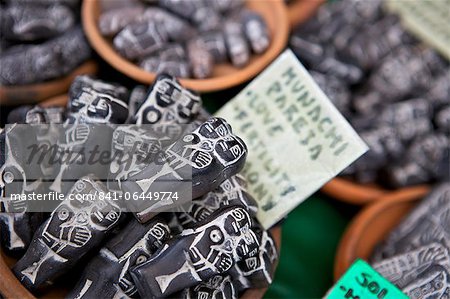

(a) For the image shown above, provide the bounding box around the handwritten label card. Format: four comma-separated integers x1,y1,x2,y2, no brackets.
216,49,368,229
326,259,408,299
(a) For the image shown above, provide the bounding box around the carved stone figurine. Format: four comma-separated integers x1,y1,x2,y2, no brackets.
343,126,404,183
0,2,75,42
130,206,258,297
0,201,44,255
140,57,190,79
67,217,171,299
310,71,351,116
436,106,450,134
241,10,270,54
13,176,122,291
370,188,450,298
387,134,450,187
229,224,279,291
66,75,129,124
289,34,363,84
366,46,435,104
187,39,214,79
372,183,450,261
373,242,450,299
0,105,65,253
192,32,228,63
108,125,163,193
224,20,250,68
7,105,65,125
176,174,258,228
113,21,168,61
141,7,197,42
0,26,91,86
99,4,145,36
50,76,129,194
130,74,201,136
209,0,244,13
177,275,238,299
157,0,221,32
377,98,432,142
139,43,190,78
123,117,248,223
127,85,147,123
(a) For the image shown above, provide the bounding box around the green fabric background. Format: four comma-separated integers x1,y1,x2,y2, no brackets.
265,194,351,298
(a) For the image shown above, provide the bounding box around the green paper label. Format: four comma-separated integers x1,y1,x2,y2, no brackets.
215,49,368,229
326,259,408,299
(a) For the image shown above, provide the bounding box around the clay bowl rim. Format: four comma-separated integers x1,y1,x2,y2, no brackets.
82,0,289,92
0,226,281,299
0,61,97,106
321,177,390,206
287,0,325,29
333,184,431,281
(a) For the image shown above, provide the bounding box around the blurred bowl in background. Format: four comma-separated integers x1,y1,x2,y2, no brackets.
0,61,97,106
333,185,431,280
287,0,325,28
82,0,289,92
321,178,388,205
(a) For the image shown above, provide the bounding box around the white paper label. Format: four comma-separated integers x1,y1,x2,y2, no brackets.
215,49,368,229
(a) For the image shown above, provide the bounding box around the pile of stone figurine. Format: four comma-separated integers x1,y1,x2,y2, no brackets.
0,0,91,85
0,74,278,298
290,0,450,188
370,183,450,299
100,0,270,78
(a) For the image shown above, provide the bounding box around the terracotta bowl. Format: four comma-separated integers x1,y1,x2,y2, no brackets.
287,0,325,28
39,94,69,108
321,178,388,205
0,61,97,106
0,226,281,299
333,185,431,280
82,0,289,92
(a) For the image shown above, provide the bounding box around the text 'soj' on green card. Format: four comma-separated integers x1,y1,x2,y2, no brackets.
326,259,408,299
215,49,368,229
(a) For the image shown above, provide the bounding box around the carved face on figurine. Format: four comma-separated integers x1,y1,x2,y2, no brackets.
67,76,128,124
371,47,431,100
373,184,450,260
109,125,163,191
133,75,201,131
2,3,75,41
179,117,247,171
113,22,167,60
185,207,258,275
0,124,45,197
13,176,122,291
178,175,258,227
6,105,64,124
404,266,450,299
115,221,171,296
230,227,278,290
123,117,247,222
181,275,237,299
42,177,121,253
130,207,257,297
66,218,171,299
373,242,450,298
